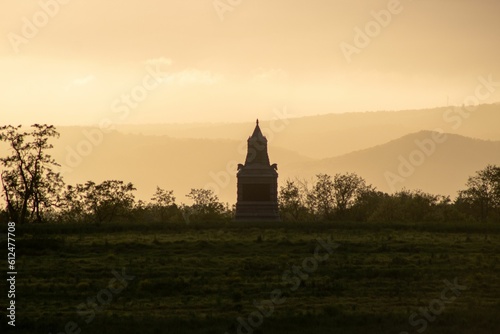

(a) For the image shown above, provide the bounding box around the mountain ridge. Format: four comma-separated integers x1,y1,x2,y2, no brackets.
111,103,500,159
289,131,500,197
44,127,500,204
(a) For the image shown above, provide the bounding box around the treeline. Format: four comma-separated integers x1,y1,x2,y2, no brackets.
278,168,500,224
1,125,499,224
59,182,231,224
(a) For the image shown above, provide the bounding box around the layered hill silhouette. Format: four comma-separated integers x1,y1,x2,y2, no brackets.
3,104,497,204
288,131,500,196
114,103,500,159
49,126,500,204
51,128,311,204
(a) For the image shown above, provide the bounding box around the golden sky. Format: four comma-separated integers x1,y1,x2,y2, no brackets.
1,0,500,125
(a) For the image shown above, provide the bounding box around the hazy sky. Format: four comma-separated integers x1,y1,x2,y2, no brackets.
1,0,500,125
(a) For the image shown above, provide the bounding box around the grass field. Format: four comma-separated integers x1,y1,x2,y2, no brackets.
2,221,500,334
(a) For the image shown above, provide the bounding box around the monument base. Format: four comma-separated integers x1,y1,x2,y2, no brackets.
234,201,281,222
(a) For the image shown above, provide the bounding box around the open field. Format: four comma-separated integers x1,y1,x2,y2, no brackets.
2,221,500,334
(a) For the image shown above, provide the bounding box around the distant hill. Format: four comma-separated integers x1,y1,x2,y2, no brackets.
47,127,500,204
3,104,499,204
288,131,500,197
114,103,500,159
51,128,311,204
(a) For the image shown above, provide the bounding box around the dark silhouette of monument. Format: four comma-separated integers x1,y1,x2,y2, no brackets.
235,120,280,221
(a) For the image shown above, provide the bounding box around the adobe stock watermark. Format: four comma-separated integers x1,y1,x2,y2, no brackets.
399,278,468,334
340,0,413,64
226,236,340,334
384,74,500,192
213,0,243,21
7,0,73,54
204,106,292,196
49,268,135,334
61,61,169,176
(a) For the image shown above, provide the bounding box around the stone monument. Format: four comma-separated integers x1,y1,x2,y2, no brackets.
235,120,280,221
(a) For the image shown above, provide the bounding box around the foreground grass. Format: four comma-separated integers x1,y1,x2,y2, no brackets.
2,220,500,333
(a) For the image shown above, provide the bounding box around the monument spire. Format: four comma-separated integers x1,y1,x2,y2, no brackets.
246,119,269,166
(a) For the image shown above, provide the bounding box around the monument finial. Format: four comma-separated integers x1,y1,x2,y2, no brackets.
256,119,259,125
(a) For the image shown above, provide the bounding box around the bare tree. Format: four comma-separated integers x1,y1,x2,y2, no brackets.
0,125,63,224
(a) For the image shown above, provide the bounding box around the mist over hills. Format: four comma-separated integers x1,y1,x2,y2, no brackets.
289,131,500,197
114,104,500,159
45,104,500,204
52,128,311,205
